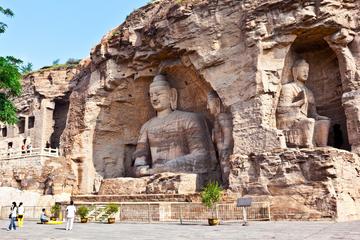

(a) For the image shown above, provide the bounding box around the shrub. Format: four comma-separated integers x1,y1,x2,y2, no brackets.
201,181,222,218
77,205,90,219
50,203,61,218
105,203,119,217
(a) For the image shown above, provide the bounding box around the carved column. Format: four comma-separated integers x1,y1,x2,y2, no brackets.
325,30,360,153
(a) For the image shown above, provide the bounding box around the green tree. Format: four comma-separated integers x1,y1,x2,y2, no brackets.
65,58,81,65
0,6,22,124
20,62,33,74
52,59,60,65
0,6,14,33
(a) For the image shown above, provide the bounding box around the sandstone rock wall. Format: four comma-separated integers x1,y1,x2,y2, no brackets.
0,65,80,196
230,148,360,221
1,0,360,222
0,156,75,195
60,0,360,194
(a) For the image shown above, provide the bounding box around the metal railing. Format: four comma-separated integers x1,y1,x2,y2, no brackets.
75,202,271,224
0,202,271,223
0,147,59,160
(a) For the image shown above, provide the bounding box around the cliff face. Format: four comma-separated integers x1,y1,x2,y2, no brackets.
1,0,360,220
0,65,80,195
60,0,360,194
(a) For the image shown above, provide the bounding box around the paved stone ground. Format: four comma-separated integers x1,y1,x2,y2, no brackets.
1,220,360,240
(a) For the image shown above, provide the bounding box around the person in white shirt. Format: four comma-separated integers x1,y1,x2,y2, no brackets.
7,202,17,231
17,202,25,227
66,201,76,231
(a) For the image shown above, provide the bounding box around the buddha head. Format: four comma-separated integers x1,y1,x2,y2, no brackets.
207,90,222,115
292,59,309,83
149,74,178,112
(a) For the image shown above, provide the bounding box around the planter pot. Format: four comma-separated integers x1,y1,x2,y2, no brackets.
50,217,57,221
208,218,220,226
80,218,88,223
108,217,115,224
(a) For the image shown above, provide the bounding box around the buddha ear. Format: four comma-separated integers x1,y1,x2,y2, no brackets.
170,88,178,110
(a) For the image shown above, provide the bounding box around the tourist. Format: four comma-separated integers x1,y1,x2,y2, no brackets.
40,208,49,224
21,139,26,154
17,202,25,228
7,144,13,157
7,202,17,231
66,201,76,231
27,143,33,154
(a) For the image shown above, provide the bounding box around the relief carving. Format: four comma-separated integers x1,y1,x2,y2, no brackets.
207,90,234,187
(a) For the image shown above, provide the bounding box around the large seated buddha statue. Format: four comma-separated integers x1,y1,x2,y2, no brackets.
277,59,330,148
132,74,219,182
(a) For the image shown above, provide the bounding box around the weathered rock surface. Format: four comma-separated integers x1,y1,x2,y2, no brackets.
58,0,360,195
0,156,76,195
230,148,360,221
1,0,360,221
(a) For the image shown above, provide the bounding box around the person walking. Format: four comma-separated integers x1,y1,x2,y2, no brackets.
17,202,25,228
65,201,76,231
7,202,17,231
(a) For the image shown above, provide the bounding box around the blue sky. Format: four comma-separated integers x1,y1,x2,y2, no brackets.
0,0,149,70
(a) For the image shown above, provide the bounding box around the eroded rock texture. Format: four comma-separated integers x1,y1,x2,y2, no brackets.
0,157,76,195
1,0,360,221
0,65,80,194
230,148,360,221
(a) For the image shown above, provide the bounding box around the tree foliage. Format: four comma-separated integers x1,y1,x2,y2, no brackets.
20,62,33,74
0,6,14,33
52,59,60,65
0,6,22,124
201,181,222,218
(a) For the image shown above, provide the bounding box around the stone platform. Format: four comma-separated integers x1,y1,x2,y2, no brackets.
98,172,199,195
72,193,201,203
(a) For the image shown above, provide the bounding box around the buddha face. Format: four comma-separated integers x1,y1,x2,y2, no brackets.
149,85,172,112
293,63,309,82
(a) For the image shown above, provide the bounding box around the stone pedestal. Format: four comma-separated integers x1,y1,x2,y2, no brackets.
98,172,199,195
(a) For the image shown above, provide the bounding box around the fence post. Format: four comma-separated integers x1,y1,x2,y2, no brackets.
215,204,219,219
147,203,151,223
119,204,122,222
94,205,97,221
179,204,183,225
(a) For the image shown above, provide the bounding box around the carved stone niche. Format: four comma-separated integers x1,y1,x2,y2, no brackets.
93,58,223,194
277,28,350,150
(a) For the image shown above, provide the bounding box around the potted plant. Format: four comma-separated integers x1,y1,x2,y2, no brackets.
77,205,90,223
50,203,61,221
201,181,223,226
105,203,119,224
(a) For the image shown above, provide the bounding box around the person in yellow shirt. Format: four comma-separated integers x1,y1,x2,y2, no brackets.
17,202,25,227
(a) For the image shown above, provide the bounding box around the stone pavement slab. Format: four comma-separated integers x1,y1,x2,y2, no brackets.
1,220,360,240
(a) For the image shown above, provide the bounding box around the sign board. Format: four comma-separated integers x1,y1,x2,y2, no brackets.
237,197,252,207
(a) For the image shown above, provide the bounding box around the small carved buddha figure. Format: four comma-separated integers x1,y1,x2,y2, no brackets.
277,59,330,148
133,74,218,179
207,90,233,187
